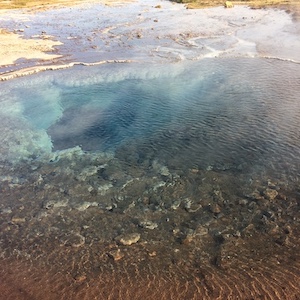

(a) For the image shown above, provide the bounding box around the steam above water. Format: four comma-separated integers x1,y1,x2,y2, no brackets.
0,58,300,177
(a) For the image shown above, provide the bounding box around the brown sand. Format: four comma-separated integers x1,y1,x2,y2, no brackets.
1,227,300,299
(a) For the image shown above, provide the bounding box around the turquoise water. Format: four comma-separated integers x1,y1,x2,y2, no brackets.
0,57,300,298
2,58,299,175
1,56,300,224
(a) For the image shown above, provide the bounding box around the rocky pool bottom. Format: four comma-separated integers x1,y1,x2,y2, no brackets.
0,58,300,299
1,147,300,299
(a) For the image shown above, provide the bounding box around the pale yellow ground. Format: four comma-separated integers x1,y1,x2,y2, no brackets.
0,29,62,66
0,0,134,67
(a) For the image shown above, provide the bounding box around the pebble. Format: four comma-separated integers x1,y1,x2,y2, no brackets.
43,199,68,209
98,183,113,196
182,233,194,245
11,217,26,224
74,274,87,283
108,249,124,261
115,233,140,246
195,225,209,236
139,220,158,230
171,199,181,210
264,188,278,201
183,198,193,210
239,199,248,206
210,203,221,214
74,201,98,211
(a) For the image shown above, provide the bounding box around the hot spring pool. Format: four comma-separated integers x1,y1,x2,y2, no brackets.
0,57,300,299
1,58,300,173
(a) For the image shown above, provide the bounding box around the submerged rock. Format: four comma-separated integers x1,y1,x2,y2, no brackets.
108,249,124,261
76,165,101,181
11,217,26,224
210,203,222,214
263,188,278,201
74,201,99,211
115,233,141,246
139,220,158,230
43,198,69,209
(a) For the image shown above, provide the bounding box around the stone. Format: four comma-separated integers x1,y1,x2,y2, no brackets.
195,225,209,236
108,249,124,261
98,183,113,195
248,190,264,201
264,188,278,201
171,199,181,210
182,233,194,245
210,203,221,214
116,233,141,246
139,220,158,230
43,198,68,209
239,199,248,206
183,198,193,210
74,201,99,211
74,274,87,283
11,217,26,224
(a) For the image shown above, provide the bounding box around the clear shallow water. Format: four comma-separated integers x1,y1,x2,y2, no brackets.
1,58,300,299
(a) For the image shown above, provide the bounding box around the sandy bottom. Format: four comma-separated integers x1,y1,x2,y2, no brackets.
1,139,300,299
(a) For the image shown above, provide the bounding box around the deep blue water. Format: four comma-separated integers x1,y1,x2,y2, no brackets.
1,58,300,176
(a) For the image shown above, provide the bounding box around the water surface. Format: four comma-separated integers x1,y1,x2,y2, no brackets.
1,58,300,175
0,58,300,299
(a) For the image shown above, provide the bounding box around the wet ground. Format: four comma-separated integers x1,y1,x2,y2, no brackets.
1,0,300,79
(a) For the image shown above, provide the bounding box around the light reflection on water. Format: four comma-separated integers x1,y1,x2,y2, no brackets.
0,58,300,179
0,58,300,298
48,58,300,176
